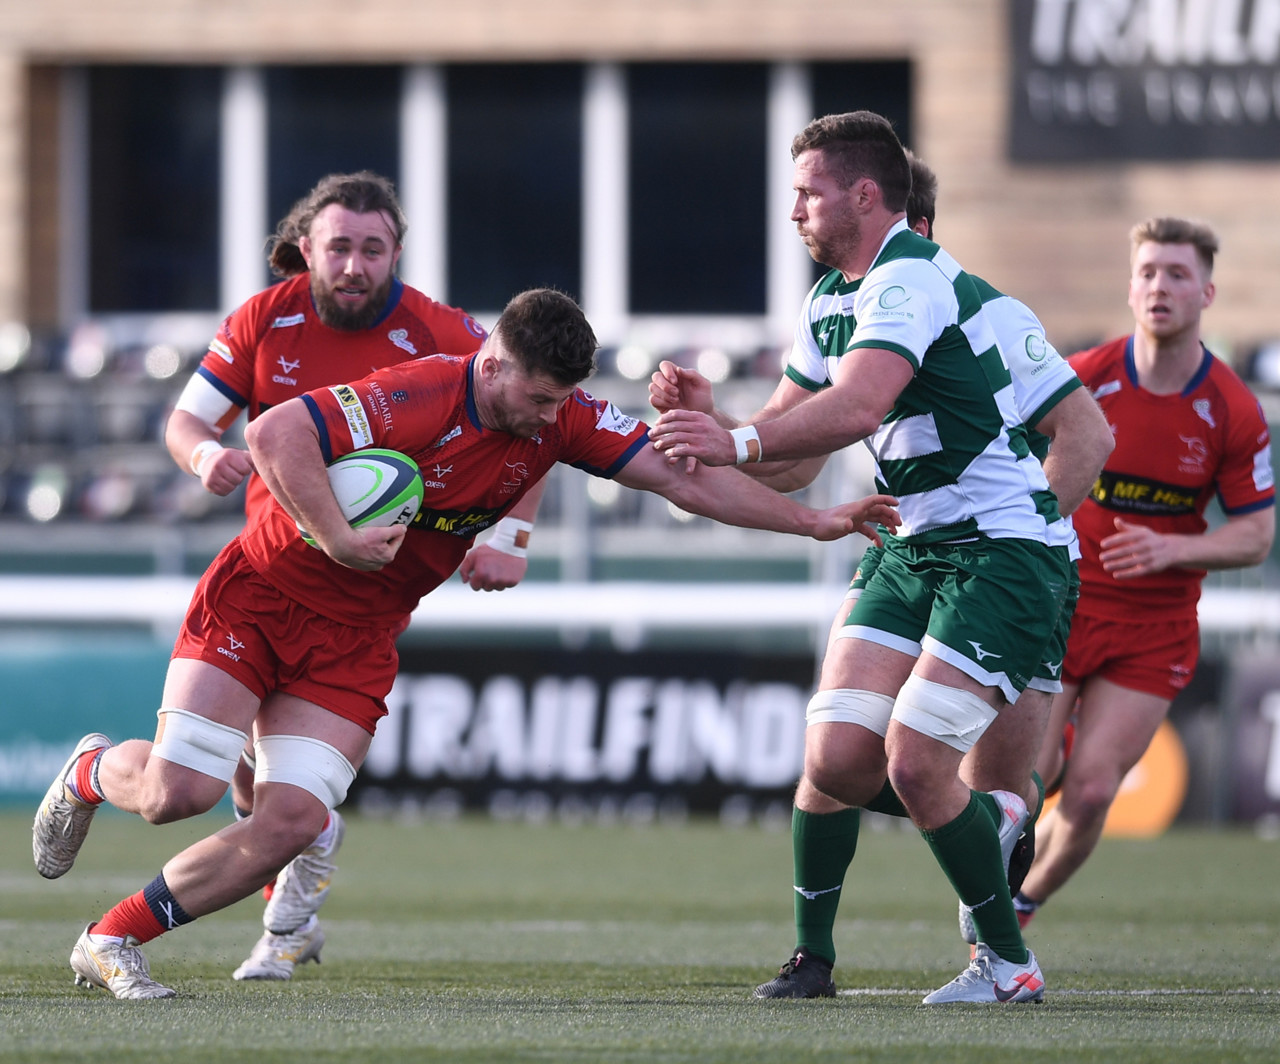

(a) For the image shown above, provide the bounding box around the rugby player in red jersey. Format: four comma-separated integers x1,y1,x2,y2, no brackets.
1016,218,1275,927
34,287,899,999
159,172,542,979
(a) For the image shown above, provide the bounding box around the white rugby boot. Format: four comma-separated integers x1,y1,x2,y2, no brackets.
958,789,1030,946
70,925,176,1000
33,733,112,879
924,944,1045,1004
232,810,344,980
262,810,345,933
232,915,325,981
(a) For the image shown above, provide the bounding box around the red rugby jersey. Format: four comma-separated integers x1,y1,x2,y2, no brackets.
1070,336,1274,622
238,353,649,627
197,273,487,513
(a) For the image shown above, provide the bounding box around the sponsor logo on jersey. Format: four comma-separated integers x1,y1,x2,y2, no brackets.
216,633,244,663
968,641,1000,662
1092,379,1122,400
434,425,462,448
367,381,394,430
392,390,409,403
1089,471,1198,515
272,354,300,386
331,384,373,448
593,400,639,436
424,463,453,489
209,339,234,364
1178,435,1208,475
1193,398,1217,428
388,328,417,355
501,461,530,495
877,285,910,310
412,505,504,537
463,315,487,339
1024,334,1050,362
1254,446,1276,492
271,313,306,329
864,284,914,324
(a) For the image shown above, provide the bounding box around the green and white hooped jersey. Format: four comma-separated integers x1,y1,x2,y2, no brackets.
970,277,1082,558
785,220,1062,545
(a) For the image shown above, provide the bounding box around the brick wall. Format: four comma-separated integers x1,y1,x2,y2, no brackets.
2,0,1277,360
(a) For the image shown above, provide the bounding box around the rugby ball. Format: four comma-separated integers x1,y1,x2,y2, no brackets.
298,448,425,547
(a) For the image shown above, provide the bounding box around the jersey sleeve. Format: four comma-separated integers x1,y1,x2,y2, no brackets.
301,360,454,462
560,391,651,477
848,258,953,370
430,304,488,354
783,280,831,392
192,301,263,416
1216,384,1275,514
988,294,1083,427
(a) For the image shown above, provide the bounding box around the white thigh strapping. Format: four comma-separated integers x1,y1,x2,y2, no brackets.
254,734,357,810
889,674,997,753
805,689,896,735
152,708,249,782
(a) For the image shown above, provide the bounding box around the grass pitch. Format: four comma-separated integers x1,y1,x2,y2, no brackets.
2,809,1278,1063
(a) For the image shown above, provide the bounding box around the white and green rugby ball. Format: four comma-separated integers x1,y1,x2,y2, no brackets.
299,447,425,547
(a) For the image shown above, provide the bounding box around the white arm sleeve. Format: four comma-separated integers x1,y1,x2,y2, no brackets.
173,373,241,431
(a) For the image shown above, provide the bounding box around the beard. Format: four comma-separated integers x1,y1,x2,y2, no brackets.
800,207,862,272
311,271,395,331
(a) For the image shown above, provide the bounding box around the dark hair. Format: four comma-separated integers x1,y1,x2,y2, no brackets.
493,288,598,386
1129,216,1219,276
790,111,911,213
267,171,408,278
905,150,938,237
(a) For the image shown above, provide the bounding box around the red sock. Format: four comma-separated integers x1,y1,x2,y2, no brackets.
72,750,105,805
93,891,166,944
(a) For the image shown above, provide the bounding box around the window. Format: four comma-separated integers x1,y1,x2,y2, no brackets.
266,66,401,243
628,63,768,315
811,61,913,149
446,64,583,312
88,66,221,312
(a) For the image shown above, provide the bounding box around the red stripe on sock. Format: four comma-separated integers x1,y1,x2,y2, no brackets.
73,750,105,805
94,891,166,944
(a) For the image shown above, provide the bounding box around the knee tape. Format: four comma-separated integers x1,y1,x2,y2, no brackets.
152,708,249,782
805,689,896,735
254,734,356,811
890,674,998,753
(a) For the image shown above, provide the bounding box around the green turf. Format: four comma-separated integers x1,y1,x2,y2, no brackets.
2,810,1277,1063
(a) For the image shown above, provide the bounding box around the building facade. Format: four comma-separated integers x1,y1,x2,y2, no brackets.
2,0,1278,363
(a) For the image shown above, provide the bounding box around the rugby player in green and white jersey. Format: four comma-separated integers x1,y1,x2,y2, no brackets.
652,112,1107,1005
650,150,1111,996
837,154,1111,958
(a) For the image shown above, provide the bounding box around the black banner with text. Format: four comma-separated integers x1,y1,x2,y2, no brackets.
1010,0,1280,161
352,645,817,821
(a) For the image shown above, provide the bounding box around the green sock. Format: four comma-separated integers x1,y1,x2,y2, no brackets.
792,806,860,966
863,778,908,818
921,792,1028,964
1029,771,1045,823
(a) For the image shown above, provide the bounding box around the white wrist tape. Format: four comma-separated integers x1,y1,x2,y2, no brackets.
488,517,533,558
730,425,762,464
189,439,224,475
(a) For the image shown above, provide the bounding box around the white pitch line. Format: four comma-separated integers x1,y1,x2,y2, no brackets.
841,987,1280,998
